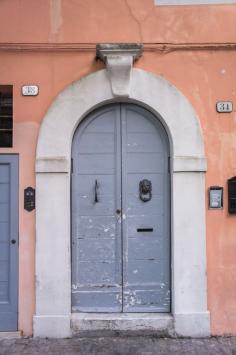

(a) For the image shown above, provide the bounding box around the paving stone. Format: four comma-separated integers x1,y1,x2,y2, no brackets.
0,336,235,355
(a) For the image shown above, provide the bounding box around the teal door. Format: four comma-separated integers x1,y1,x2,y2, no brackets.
0,155,18,330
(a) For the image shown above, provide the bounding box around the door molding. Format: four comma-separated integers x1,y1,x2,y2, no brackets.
34,68,210,338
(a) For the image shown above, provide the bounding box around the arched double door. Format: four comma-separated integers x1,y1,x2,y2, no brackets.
71,103,170,313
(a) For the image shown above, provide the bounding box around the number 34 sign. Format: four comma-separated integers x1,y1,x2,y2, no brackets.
216,101,233,113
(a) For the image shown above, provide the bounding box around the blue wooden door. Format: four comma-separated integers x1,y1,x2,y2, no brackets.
121,105,170,312
72,104,170,313
0,155,18,330
72,106,122,312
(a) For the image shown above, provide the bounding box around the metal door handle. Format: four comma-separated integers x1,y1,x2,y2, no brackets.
11,239,16,244
94,180,99,203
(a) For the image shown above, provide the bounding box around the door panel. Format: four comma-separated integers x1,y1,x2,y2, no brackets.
0,222,9,242
0,155,18,330
126,153,164,174
75,216,116,239
72,105,122,312
121,105,170,312
126,132,164,153
71,104,170,313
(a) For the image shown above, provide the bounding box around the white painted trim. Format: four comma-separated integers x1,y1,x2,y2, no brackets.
35,68,210,338
172,172,209,336
36,157,69,173
155,0,236,5
174,312,211,337
173,156,207,172
34,316,71,338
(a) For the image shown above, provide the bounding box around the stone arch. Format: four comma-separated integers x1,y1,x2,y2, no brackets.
34,68,210,338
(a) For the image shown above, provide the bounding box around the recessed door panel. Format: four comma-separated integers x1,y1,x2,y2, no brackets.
0,155,18,330
72,104,170,313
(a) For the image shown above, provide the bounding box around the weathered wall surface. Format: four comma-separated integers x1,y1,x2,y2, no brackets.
0,0,235,336
0,0,236,43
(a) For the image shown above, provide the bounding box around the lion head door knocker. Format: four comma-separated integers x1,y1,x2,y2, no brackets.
139,179,152,202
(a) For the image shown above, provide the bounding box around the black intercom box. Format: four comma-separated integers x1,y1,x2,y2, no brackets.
24,186,35,212
228,177,236,214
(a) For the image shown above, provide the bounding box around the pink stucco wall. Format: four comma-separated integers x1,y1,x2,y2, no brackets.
0,0,236,335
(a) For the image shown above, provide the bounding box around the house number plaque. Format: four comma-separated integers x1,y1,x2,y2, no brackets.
216,101,233,113
22,85,39,96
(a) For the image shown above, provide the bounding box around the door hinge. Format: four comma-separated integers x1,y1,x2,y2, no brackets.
168,157,170,173
71,158,73,173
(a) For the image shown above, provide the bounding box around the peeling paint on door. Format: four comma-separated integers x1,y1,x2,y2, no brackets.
71,104,171,313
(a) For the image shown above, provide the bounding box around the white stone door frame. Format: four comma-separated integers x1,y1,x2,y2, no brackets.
34,68,210,338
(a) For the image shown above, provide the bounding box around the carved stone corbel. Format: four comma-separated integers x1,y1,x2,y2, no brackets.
96,43,143,97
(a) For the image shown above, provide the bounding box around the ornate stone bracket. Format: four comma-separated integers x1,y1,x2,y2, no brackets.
96,43,143,97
